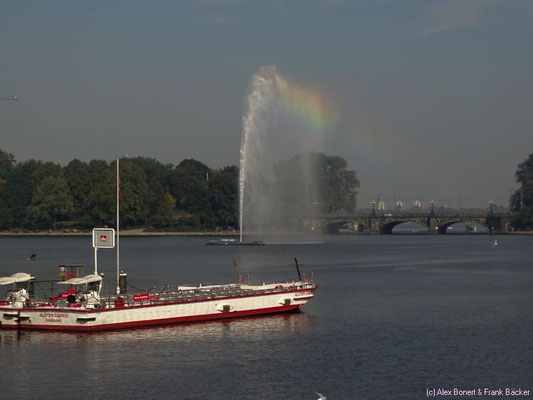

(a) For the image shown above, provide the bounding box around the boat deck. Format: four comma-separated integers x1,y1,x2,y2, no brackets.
97,281,316,309
12,281,317,311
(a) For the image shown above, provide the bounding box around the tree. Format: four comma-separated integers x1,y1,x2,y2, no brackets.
147,177,175,228
0,197,13,229
511,153,533,229
0,151,359,231
87,167,115,226
32,161,63,184
129,157,173,192
151,192,176,228
0,160,40,227
317,154,359,214
516,153,533,184
208,166,238,229
118,159,150,227
0,149,16,181
170,159,211,213
0,149,16,228
26,176,74,229
273,152,360,219
64,159,91,220
87,160,151,227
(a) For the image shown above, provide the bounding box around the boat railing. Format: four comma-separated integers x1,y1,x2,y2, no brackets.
99,279,317,308
8,279,316,310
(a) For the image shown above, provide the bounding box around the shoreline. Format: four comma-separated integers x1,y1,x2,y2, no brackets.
0,229,532,237
0,229,240,237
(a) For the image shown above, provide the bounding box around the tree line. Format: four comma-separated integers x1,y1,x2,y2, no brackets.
0,149,359,231
510,152,533,229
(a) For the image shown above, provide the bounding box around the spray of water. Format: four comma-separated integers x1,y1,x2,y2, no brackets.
240,67,275,242
239,66,326,241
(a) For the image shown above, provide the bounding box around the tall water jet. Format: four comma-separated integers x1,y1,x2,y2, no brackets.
239,66,276,242
239,66,336,241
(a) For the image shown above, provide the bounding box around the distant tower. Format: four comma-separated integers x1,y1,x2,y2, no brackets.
414,200,422,209
378,201,386,211
396,200,404,211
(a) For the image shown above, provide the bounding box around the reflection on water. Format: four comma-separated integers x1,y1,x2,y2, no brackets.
1,312,314,347
1,312,317,400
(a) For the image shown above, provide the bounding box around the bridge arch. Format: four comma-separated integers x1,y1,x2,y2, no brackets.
379,221,429,234
438,220,489,234
323,220,368,234
438,220,462,234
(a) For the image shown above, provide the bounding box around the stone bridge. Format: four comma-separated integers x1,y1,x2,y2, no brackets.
302,213,513,234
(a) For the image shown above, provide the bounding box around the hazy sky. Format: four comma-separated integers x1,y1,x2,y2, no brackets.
1,0,532,208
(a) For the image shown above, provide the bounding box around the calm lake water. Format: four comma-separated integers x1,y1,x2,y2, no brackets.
1,234,532,399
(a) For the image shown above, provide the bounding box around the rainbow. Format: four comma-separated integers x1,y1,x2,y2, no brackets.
254,66,339,135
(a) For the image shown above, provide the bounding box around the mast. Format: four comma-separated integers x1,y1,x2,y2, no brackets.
294,257,302,281
116,158,120,295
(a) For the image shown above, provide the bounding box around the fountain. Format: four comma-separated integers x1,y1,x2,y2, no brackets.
238,66,333,242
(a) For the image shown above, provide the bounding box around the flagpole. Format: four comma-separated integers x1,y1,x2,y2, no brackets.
116,158,120,295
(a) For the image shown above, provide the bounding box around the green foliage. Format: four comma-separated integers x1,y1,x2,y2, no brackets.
87,166,115,226
170,159,211,213
516,153,533,184
208,166,238,228
0,196,13,228
33,162,63,184
0,160,40,226
26,176,74,229
117,159,150,227
273,151,360,220
512,153,533,229
64,159,91,218
316,153,359,214
129,157,173,191
0,148,360,231
151,192,176,228
86,160,151,228
0,149,15,180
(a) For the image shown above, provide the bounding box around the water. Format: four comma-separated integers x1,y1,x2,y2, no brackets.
1,234,532,399
239,66,279,242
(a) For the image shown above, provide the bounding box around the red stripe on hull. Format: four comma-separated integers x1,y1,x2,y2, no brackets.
1,304,301,332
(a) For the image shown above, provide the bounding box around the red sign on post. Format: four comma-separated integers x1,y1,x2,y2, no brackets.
92,228,115,248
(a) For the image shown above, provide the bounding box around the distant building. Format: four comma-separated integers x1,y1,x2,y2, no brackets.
414,200,423,209
396,200,404,210
378,201,386,211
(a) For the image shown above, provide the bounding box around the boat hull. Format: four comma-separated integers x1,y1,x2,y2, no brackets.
0,287,315,332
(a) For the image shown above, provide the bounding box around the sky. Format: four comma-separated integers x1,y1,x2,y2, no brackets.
1,0,532,209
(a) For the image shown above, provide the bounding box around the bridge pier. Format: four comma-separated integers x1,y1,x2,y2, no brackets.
369,218,381,234
427,217,440,234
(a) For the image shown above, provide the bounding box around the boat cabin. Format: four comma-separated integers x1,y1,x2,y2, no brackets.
0,273,35,307
57,274,103,309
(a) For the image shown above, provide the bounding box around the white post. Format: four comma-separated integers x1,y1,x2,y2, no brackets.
116,158,120,295
94,247,98,275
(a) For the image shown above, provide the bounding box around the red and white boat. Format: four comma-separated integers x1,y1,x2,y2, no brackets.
0,269,317,331
0,160,318,332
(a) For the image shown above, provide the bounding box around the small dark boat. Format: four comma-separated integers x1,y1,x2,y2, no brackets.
242,241,265,246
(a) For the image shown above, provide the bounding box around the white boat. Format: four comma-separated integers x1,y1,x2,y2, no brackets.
0,269,317,331
0,159,317,331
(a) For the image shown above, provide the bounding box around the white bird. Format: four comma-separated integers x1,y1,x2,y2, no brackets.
316,393,326,400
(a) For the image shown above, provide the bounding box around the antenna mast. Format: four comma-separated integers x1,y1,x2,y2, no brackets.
116,158,120,295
